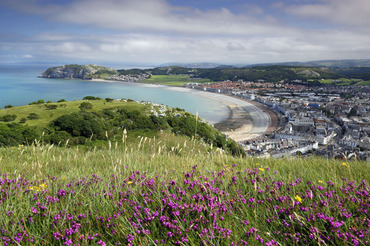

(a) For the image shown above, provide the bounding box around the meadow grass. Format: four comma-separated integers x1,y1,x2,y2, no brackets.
0,135,369,245
140,75,210,87
0,100,149,127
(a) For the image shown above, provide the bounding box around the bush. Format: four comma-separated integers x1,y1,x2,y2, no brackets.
0,114,17,122
19,118,27,124
83,96,101,100
27,113,39,120
4,105,13,109
79,102,93,110
57,99,66,103
46,104,58,110
0,123,38,146
50,112,107,139
47,131,71,145
105,98,114,102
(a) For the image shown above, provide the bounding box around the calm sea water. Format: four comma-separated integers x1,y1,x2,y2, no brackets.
0,65,227,124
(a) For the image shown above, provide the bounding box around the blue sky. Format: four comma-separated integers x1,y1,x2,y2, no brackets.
1,0,369,66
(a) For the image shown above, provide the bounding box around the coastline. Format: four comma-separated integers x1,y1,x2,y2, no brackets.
89,78,277,142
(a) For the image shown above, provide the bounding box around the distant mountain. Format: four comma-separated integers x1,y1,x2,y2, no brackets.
244,59,370,68
159,62,226,68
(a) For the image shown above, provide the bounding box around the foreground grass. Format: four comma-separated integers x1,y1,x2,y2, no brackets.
0,139,369,245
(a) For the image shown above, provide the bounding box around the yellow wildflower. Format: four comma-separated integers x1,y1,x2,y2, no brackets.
127,181,133,185
294,195,302,203
318,180,323,183
40,183,48,189
30,186,42,191
259,168,265,172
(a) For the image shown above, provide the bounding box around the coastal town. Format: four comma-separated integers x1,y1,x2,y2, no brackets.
184,80,370,161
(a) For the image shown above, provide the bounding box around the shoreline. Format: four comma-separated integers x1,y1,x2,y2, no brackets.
89,79,277,142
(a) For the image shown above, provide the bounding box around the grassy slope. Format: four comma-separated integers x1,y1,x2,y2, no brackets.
0,100,148,128
140,75,210,87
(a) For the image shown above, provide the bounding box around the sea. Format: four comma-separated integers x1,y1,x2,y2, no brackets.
0,65,228,124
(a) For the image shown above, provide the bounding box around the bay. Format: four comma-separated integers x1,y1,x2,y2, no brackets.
0,65,228,124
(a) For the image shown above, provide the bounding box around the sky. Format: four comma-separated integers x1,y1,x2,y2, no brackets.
1,0,369,67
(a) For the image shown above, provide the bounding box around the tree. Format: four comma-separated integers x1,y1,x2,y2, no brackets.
79,102,93,111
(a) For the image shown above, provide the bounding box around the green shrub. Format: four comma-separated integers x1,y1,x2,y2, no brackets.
0,114,17,122
50,112,107,138
83,96,101,100
27,113,39,120
46,104,58,110
79,102,93,110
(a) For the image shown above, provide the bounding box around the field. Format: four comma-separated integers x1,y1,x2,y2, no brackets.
0,99,147,128
140,75,211,87
0,137,369,245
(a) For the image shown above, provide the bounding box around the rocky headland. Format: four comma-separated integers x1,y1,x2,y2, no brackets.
39,64,117,79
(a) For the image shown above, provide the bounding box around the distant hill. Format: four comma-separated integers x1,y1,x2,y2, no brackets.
159,62,225,68
39,64,117,79
42,59,370,83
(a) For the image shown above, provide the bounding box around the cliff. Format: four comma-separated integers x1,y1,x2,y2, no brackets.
39,64,117,79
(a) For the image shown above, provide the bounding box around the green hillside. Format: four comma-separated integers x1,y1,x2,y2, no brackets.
0,98,244,156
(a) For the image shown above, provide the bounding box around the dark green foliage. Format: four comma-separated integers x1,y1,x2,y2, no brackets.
19,118,27,123
57,99,66,103
51,112,107,138
4,105,13,109
79,102,93,110
167,115,245,156
0,114,17,122
27,113,39,120
45,104,58,110
46,100,53,103
105,98,114,102
0,123,39,146
29,99,46,105
83,96,102,100
47,131,70,145
335,67,370,80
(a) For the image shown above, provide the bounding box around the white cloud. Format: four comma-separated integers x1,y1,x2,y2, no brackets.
22,54,33,58
285,0,370,27
1,0,370,65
